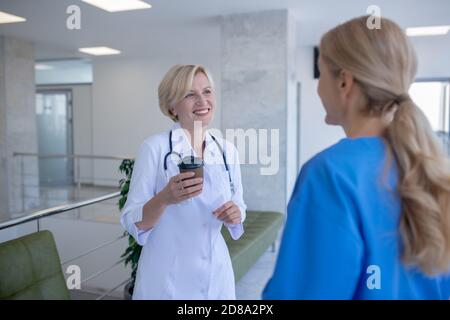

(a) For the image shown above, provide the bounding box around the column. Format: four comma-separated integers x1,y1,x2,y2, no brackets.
0,36,39,218
221,10,298,213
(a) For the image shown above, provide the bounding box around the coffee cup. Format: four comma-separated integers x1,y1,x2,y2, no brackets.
178,156,204,179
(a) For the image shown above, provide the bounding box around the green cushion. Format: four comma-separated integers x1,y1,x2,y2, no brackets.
223,211,284,282
0,230,70,300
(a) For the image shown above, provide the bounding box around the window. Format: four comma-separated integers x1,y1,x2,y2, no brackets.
409,80,450,133
409,80,450,154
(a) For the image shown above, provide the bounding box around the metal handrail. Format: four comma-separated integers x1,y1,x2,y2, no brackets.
81,257,126,284
96,278,131,300
61,234,126,265
12,152,132,212
13,152,133,161
0,191,121,230
13,175,120,181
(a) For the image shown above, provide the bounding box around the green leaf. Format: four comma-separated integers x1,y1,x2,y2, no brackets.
118,197,126,210
118,159,141,291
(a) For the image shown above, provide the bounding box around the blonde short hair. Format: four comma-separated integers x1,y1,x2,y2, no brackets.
158,64,215,122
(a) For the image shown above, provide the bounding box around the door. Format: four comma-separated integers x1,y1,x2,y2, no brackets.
36,90,74,186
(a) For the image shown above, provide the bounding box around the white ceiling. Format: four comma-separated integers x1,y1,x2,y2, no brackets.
0,0,449,60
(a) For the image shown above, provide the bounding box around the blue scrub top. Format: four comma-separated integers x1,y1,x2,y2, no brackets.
263,136,450,299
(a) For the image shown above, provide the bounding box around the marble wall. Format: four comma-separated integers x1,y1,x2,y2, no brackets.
0,36,39,217
221,10,297,214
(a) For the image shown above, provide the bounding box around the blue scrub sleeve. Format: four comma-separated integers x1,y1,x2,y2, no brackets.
440,274,450,299
263,159,364,299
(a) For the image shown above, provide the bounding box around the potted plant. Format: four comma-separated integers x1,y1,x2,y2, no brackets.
118,159,142,300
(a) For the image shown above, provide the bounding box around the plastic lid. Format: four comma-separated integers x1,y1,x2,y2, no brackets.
178,156,204,169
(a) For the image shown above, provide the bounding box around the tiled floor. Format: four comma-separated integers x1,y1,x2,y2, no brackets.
70,289,122,300
236,246,278,300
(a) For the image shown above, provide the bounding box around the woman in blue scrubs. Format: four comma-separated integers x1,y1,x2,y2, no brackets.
263,16,450,299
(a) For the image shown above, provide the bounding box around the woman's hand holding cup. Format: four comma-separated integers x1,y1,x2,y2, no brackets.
161,172,203,205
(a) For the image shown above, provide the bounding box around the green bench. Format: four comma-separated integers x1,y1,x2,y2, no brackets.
0,230,70,300
222,210,284,282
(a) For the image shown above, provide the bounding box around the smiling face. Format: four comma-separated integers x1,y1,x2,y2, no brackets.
169,72,215,130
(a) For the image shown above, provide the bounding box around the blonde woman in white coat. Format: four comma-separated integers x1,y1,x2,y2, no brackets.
120,64,246,300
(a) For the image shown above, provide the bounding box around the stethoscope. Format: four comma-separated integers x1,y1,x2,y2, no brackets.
163,130,235,195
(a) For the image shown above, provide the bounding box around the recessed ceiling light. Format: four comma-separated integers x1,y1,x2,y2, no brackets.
79,47,121,56
406,26,450,37
81,0,152,12
0,11,26,24
35,64,54,70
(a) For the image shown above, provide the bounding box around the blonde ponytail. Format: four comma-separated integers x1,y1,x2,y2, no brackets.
321,16,450,275
386,98,450,274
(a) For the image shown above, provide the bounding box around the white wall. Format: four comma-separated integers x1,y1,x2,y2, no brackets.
296,46,344,167
91,55,221,186
412,37,450,79
286,12,300,202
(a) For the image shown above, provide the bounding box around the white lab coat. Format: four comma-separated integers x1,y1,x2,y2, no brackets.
120,123,246,300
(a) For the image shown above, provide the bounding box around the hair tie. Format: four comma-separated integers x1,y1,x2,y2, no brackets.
395,94,411,105
383,93,411,111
